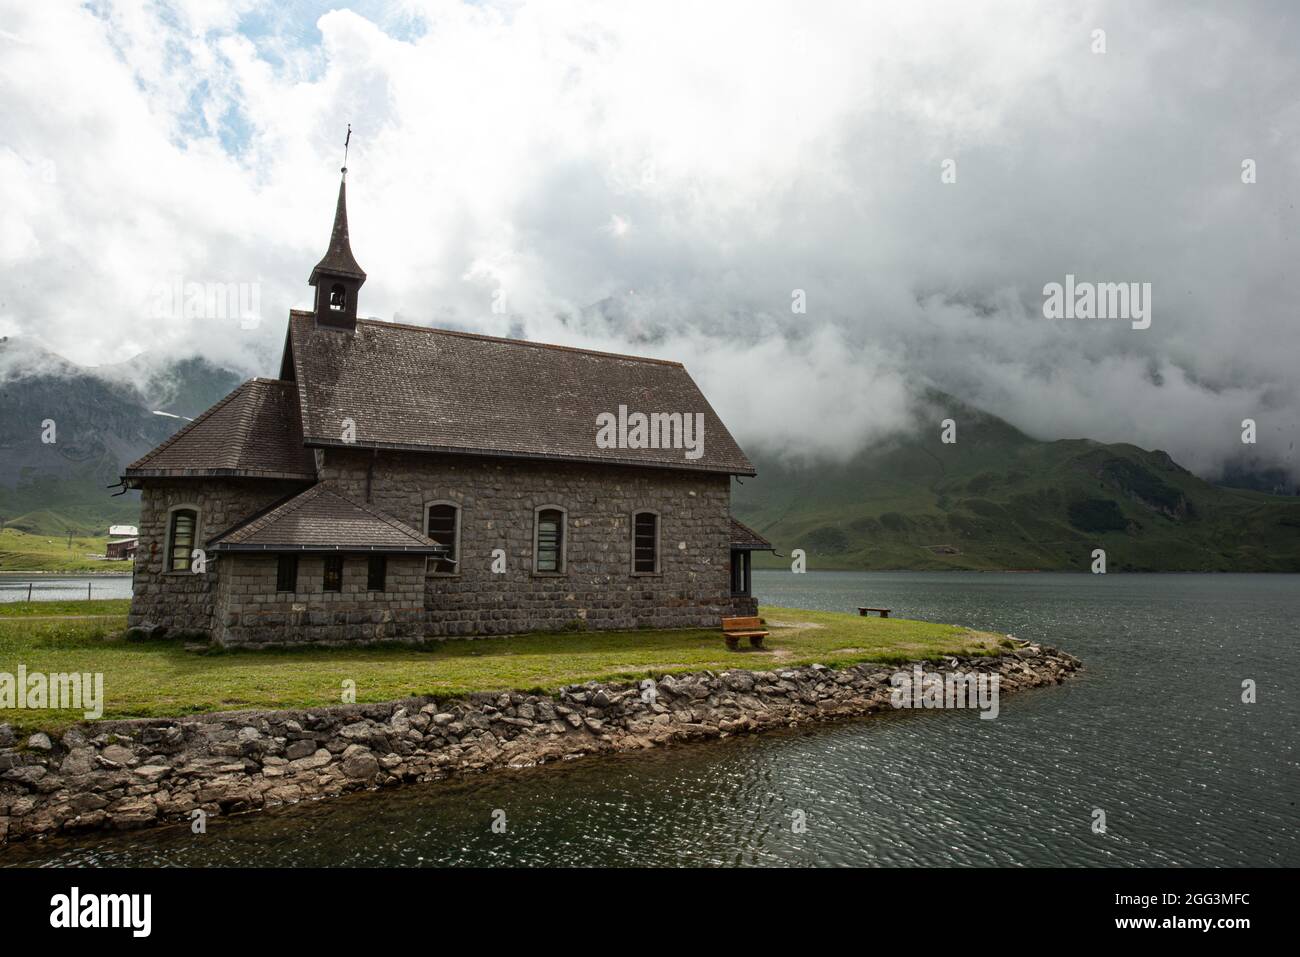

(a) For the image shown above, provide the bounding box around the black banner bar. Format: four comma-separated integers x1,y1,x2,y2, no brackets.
0,866,1281,942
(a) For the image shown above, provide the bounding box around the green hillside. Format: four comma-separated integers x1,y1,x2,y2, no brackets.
735,395,1300,572
0,491,142,537
0,527,131,573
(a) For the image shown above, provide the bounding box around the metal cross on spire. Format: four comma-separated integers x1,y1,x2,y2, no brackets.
341,124,352,179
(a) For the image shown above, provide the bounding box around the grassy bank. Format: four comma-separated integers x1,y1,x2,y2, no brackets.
0,604,1009,734
0,528,133,574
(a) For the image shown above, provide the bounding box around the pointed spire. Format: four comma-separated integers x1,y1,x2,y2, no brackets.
309,175,367,285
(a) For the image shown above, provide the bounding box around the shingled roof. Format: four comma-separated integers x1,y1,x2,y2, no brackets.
208,483,444,553
729,517,774,551
284,312,755,475
125,379,317,480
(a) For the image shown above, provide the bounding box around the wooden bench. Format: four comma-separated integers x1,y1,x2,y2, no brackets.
858,606,891,618
722,616,770,650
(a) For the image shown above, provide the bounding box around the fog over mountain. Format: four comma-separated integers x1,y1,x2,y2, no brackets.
1,0,1296,485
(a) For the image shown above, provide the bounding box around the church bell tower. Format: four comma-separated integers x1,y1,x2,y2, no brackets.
309,127,366,332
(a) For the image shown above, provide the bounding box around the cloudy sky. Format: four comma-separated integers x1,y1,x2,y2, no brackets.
1,0,1296,480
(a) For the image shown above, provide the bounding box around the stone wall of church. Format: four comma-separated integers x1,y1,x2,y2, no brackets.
128,456,755,644
213,554,426,646
128,479,310,636
318,450,750,637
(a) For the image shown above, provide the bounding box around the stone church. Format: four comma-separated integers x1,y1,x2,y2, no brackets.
124,168,770,646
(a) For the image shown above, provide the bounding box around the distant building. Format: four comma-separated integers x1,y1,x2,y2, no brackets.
108,525,138,537
106,537,138,560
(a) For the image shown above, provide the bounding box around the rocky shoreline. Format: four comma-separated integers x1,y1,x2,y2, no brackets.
0,643,1080,845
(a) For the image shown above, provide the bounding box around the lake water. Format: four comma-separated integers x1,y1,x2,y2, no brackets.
4,571,1297,867
0,574,133,602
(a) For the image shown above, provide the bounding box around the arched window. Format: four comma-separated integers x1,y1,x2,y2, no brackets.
533,506,566,574
166,507,199,573
425,502,460,574
632,511,659,574
329,283,346,311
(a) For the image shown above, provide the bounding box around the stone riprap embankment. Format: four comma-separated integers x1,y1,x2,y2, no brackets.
0,643,1080,844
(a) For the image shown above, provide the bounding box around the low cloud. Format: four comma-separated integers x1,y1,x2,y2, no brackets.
0,0,1295,482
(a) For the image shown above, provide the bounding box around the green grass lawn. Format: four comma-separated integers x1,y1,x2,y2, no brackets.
0,599,130,618
0,604,1010,734
0,528,134,573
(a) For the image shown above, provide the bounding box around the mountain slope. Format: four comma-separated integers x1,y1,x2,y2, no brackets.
0,338,243,535
735,395,1300,572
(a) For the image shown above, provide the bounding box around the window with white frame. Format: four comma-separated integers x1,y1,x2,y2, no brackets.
167,507,199,573
533,506,566,574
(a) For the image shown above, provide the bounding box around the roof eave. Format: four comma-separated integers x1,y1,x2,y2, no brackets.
123,468,316,481
308,264,367,285
210,543,446,554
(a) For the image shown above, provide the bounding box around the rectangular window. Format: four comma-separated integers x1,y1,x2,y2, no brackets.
730,549,751,596
427,504,458,574
323,555,344,592
633,512,658,573
367,555,387,592
276,554,298,592
168,509,197,572
535,508,565,573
